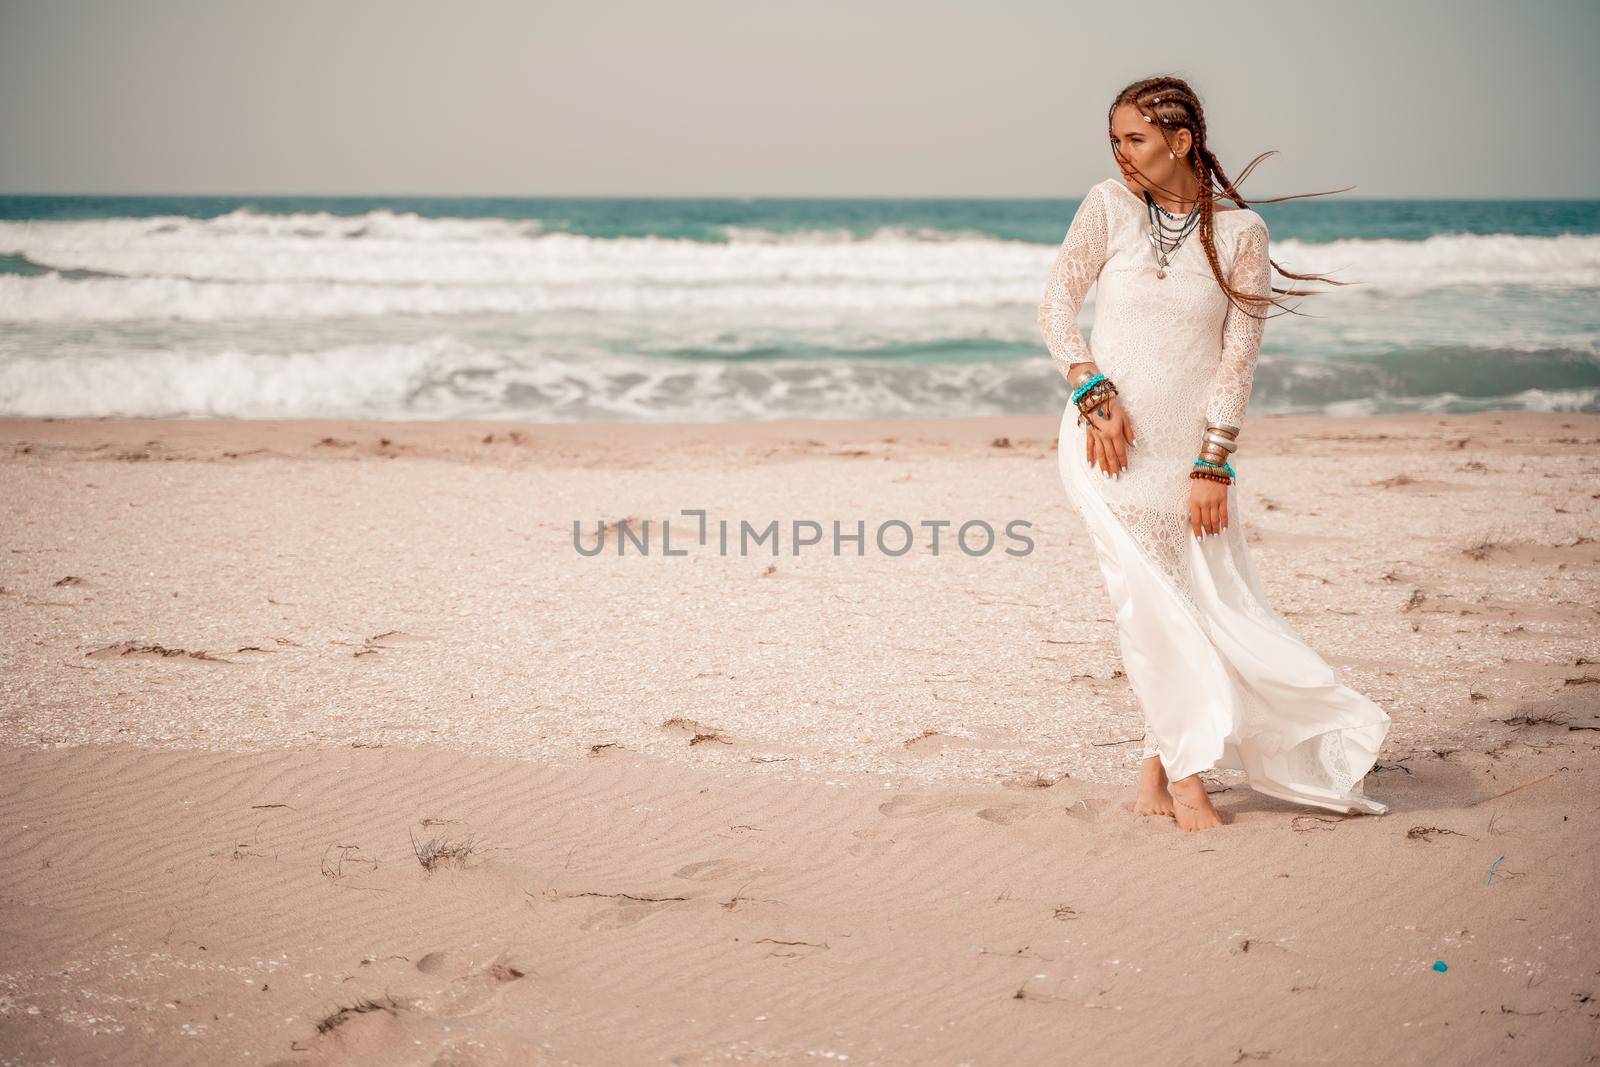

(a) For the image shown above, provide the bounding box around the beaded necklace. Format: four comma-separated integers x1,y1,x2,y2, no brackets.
1143,192,1201,279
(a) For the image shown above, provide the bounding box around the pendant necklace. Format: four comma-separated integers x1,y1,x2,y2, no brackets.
1144,191,1201,279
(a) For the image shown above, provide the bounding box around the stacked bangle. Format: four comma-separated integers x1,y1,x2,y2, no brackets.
1072,371,1118,428
1189,422,1241,484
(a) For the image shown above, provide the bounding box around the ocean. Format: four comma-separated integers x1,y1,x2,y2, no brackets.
1,192,1597,422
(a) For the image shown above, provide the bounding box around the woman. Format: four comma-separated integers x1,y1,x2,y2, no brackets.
1037,76,1392,831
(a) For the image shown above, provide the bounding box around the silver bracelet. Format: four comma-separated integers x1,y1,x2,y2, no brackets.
1202,432,1238,453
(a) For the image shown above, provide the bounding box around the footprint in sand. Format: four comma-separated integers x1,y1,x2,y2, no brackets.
672,858,748,881
998,773,1067,791
878,792,1000,819
411,952,530,1018
847,836,897,858
354,630,433,658
275,954,534,1064
575,896,685,932
1061,797,1122,823
975,804,1035,825
846,825,899,857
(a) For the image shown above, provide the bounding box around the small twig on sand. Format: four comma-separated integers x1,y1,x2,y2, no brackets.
1468,768,1565,807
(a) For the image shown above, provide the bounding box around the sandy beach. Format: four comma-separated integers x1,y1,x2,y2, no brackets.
2,410,1597,1064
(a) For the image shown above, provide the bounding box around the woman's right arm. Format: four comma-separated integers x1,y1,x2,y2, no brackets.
1037,182,1109,386
1038,182,1130,474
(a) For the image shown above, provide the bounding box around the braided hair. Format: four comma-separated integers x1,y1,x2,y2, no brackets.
1108,76,1353,323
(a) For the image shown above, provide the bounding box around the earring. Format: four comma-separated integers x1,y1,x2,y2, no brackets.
1168,152,1175,159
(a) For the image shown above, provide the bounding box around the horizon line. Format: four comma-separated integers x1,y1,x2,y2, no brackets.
1,190,1594,202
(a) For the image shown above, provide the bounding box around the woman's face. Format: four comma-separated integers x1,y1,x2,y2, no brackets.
1109,102,1192,192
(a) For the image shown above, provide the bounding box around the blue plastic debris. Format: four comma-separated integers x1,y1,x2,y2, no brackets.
1432,960,1448,973
1487,854,1506,885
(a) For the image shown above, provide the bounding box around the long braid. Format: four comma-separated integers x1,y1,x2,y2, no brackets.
1106,76,1355,324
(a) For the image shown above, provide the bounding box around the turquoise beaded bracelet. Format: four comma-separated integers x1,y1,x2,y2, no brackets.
1193,458,1237,478
1070,372,1105,404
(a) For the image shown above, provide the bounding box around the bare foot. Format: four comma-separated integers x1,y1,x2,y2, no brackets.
1132,754,1175,816
1168,773,1224,831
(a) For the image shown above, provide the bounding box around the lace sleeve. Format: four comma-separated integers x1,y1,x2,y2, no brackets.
1036,183,1109,383
1204,218,1272,429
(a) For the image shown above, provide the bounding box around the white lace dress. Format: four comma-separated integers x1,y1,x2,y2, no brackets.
1038,177,1391,815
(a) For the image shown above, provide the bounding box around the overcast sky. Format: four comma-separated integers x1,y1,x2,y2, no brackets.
1,0,1594,198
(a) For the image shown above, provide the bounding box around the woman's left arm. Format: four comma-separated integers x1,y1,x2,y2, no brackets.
1204,219,1272,431
1192,220,1272,537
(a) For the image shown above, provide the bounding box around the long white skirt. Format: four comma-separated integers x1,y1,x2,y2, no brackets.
1057,405,1392,815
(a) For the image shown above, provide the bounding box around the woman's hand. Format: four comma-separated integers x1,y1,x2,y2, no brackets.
1082,395,1135,477
1189,476,1229,536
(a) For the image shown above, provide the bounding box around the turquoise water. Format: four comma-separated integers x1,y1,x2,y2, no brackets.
6,193,1597,242
1,193,1596,421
